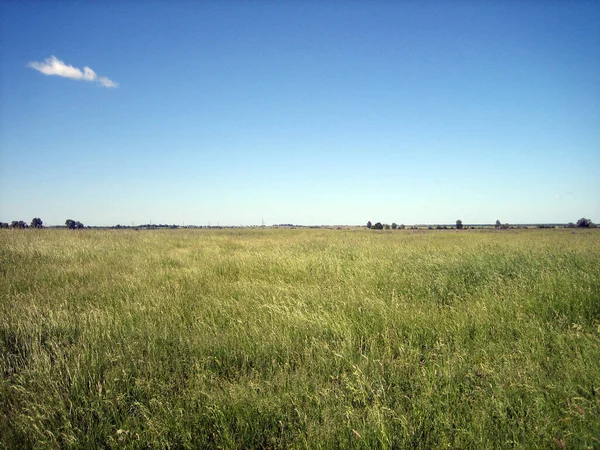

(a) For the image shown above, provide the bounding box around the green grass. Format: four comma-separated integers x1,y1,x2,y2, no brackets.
1,228,599,449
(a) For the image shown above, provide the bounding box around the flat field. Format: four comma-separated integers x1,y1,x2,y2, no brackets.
1,228,599,449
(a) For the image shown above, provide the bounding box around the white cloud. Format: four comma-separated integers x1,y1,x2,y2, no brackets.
28,55,118,88
82,66,96,81
97,76,118,88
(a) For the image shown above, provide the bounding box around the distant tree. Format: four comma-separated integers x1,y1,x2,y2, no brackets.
372,222,384,230
391,223,397,230
0,222,8,228
384,224,390,230
30,218,43,228
65,219,84,229
366,221,372,229
566,222,576,228
495,220,501,229
456,220,463,230
576,218,593,228
399,224,405,230
11,220,28,229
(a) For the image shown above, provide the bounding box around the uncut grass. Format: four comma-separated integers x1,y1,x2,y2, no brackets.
1,229,599,448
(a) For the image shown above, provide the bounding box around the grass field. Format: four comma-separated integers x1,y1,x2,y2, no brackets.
1,228,599,449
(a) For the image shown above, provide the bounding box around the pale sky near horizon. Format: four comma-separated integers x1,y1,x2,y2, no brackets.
1,1,598,226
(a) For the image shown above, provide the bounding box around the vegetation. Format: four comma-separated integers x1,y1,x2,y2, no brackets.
30,218,43,228
1,228,600,449
10,221,28,229
65,219,85,229
577,218,594,228
456,220,463,230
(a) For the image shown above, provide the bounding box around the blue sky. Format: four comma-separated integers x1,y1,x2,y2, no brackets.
1,1,598,226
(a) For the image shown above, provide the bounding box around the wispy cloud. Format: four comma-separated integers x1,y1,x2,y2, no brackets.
28,55,118,88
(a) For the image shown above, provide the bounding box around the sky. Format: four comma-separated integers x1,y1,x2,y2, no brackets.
1,1,598,226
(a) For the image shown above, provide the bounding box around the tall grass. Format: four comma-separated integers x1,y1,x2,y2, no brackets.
1,228,599,448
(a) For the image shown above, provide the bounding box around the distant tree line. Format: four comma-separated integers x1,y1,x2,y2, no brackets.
365,218,596,230
0,218,86,229
366,221,406,230
115,224,179,229
0,218,45,228
0,217,597,230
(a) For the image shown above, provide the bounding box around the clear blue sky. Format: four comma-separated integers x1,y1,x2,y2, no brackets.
1,1,598,226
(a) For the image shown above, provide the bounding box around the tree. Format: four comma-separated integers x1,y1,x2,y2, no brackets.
30,218,43,228
391,223,397,229
11,220,28,228
366,221,372,229
576,218,593,228
495,220,501,229
566,222,576,228
456,220,463,230
372,222,383,230
384,224,390,230
65,219,84,229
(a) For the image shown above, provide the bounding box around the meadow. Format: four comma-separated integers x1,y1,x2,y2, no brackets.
1,227,599,449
